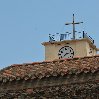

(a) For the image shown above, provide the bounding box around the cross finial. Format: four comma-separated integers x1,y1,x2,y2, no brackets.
65,14,83,40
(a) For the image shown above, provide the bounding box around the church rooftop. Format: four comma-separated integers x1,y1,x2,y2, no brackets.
0,55,99,83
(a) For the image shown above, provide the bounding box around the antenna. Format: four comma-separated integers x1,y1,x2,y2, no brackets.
65,14,83,40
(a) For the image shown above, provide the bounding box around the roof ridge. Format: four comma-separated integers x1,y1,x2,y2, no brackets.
0,55,99,71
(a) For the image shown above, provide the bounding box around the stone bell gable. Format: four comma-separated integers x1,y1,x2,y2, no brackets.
0,55,99,98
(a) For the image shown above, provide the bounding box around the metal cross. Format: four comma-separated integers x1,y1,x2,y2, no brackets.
65,14,83,40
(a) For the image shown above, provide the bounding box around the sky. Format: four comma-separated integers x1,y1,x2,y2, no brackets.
0,0,99,69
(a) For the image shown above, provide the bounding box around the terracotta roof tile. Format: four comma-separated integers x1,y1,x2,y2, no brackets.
0,55,99,82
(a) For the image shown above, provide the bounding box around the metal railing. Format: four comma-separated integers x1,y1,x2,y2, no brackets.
49,31,94,44
83,31,94,44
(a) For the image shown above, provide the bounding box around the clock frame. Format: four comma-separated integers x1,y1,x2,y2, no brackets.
58,46,74,59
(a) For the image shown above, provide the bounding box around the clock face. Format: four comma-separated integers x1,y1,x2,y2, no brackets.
58,46,74,59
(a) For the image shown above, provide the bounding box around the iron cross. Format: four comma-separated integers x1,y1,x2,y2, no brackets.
65,14,83,40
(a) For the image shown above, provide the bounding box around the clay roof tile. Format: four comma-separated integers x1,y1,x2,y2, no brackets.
0,55,99,82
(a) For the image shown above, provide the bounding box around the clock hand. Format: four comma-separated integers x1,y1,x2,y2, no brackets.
64,53,69,57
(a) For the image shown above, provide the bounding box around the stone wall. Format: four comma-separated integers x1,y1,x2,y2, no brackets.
0,82,99,99
0,72,99,99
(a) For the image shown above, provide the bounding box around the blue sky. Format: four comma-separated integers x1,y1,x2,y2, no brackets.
0,0,99,68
